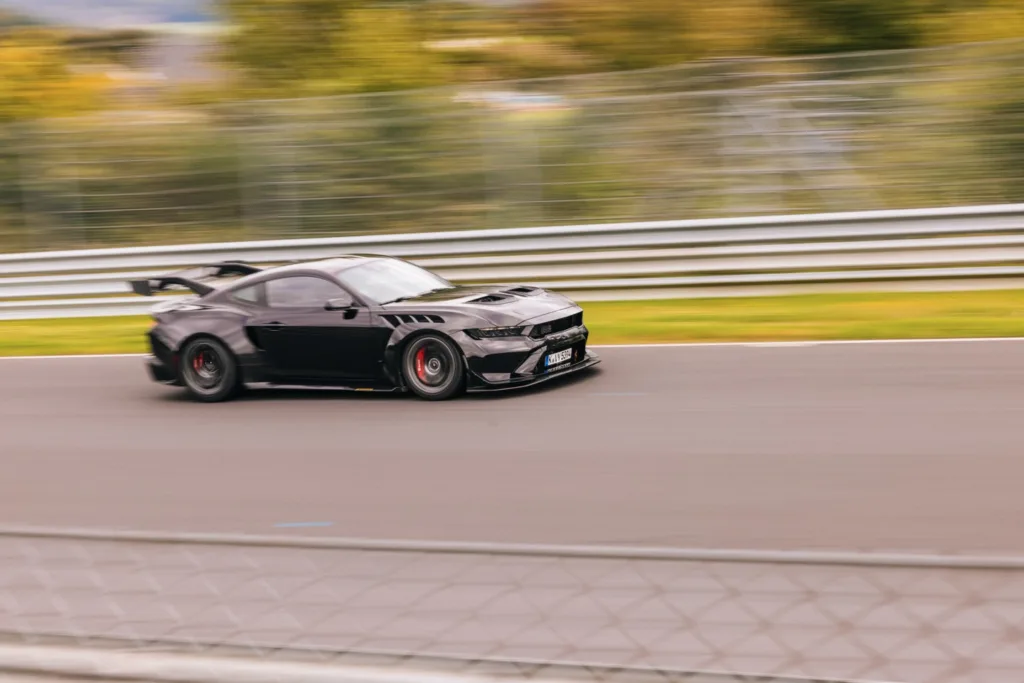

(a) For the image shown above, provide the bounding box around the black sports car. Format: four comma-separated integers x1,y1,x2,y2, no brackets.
130,255,600,402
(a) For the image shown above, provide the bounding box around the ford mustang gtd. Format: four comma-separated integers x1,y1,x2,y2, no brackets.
130,256,600,402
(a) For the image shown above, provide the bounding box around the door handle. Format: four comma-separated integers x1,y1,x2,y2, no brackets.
263,321,285,331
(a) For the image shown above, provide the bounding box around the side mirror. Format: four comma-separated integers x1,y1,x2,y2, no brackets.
325,297,354,311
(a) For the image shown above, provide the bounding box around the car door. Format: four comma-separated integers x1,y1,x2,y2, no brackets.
250,275,380,381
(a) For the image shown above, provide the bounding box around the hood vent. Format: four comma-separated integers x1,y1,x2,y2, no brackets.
383,314,445,327
468,294,511,304
503,286,541,296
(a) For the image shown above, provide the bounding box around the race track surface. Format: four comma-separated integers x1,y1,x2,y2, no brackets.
1,341,1023,553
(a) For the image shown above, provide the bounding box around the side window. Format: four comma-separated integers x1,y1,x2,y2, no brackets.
230,283,264,305
266,276,346,308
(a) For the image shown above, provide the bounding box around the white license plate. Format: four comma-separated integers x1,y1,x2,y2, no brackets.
545,348,573,367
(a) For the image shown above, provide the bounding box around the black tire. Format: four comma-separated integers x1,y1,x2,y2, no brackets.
401,334,465,401
178,337,241,403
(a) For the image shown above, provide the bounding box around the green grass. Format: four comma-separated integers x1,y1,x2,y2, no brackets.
0,315,152,356
4,289,1024,357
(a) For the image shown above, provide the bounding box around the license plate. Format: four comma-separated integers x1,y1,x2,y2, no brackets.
545,348,573,367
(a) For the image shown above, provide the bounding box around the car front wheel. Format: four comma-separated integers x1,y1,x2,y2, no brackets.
179,337,241,403
402,334,465,401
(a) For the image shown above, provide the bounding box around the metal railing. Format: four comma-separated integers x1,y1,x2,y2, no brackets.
2,203,1024,320
2,525,1024,683
2,40,1024,254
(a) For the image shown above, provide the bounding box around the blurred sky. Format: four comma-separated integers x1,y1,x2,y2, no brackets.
0,0,523,28
0,0,211,27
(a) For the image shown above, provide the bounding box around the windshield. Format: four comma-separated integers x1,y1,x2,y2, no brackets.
335,258,453,305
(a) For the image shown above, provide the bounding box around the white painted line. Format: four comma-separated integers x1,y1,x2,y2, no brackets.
1,336,1023,362
0,353,147,360
590,337,1024,349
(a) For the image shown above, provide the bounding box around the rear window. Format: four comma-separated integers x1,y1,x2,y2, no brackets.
229,282,264,305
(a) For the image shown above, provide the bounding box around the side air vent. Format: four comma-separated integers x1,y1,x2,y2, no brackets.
383,314,444,327
469,294,510,304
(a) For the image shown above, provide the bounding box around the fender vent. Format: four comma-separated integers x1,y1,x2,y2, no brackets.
384,314,444,327
469,294,510,304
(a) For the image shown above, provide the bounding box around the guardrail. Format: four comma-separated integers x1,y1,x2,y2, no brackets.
3,203,1024,320
2,525,1023,683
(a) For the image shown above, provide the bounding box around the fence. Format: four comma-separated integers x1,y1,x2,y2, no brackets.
2,526,1024,683
2,203,1024,320
2,40,1024,253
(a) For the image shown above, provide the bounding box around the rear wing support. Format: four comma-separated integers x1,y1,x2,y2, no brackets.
128,261,262,297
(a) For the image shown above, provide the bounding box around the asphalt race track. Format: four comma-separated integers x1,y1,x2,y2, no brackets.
2,341,1024,553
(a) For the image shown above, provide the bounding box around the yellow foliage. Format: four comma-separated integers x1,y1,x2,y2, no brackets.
927,1,1024,45
336,8,451,93
0,33,108,123
539,0,697,70
688,0,789,57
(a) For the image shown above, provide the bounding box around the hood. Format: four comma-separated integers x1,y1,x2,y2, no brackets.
382,284,578,326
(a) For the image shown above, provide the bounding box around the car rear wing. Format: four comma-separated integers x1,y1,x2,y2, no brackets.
128,261,262,297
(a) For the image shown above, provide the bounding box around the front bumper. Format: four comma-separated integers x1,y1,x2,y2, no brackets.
463,325,600,392
466,350,601,392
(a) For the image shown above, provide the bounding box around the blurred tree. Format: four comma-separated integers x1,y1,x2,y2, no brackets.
213,0,1024,90
771,0,944,53
336,6,451,92
0,31,108,123
686,0,788,58
927,0,1024,44
528,0,696,70
0,9,42,27
61,29,152,68
215,0,451,97
216,0,345,94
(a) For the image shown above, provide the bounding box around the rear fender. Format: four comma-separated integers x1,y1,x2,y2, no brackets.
157,311,263,384
173,331,261,385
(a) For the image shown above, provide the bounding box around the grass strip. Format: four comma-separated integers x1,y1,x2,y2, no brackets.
2,289,1024,357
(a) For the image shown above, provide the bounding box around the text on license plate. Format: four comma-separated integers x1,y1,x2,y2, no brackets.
545,348,573,367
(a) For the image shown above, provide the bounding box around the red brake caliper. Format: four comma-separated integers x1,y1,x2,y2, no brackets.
415,347,426,381
193,351,203,372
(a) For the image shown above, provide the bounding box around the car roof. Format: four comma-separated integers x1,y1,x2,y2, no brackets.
263,255,397,277
211,255,394,292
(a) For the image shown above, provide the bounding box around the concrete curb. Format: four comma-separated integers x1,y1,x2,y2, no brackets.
0,644,538,683
0,644,892,683
2,524,1024,570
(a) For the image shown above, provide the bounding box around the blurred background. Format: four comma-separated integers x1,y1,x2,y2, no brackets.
5,5,1024,683
0,0,1023,251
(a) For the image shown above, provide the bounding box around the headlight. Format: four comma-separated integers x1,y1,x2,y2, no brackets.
465,326,525,340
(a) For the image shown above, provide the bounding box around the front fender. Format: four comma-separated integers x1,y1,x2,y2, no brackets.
382,327,471,388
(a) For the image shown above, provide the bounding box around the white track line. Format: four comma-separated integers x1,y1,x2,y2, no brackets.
592,337,1024,348
0,353,147,360
2,336,1024,361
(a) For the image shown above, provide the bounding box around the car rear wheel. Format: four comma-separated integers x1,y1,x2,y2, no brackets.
402,334,465,401
179,337,241,403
